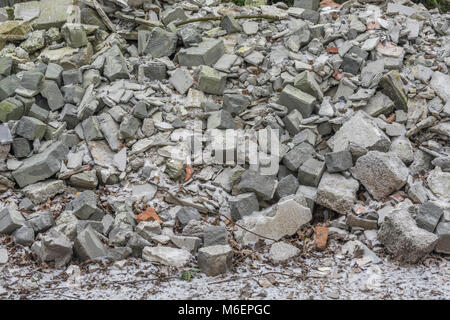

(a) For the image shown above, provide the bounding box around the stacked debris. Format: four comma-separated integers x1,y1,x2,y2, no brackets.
0,0,449,276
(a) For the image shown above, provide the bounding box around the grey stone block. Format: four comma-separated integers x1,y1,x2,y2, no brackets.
415,201,444,233
13,225,35,246
283,109,303,136
0,75,21,101
176,206,201,227
325,150,353,173
141,62,167,81
298,158,325,187
278,84,316,118
435,222,450,254
177,40,225,67
378,209,438,263
220,15,241,33
0,208,25,234
379,70,408,111
207,110,234,129
16,116,46,140
198,245,233,276
204,225,228,247
276,174,299,199
237,170,278,201
12,141,69,188
74,225,108,261
31,229,73,267
198,66,227,95
141,27,178,58
229,192,259,221
282,142,315,171
293,71,323,100
316,172,359,215
223,93,251,116
169,68,193,94
67,190,104,220
27,210,54,233
103,45,130,81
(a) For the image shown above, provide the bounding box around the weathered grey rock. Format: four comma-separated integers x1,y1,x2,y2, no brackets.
346,213,378,230
62,69,82,85
0,123,12,145
60,104,79,129
377,209,438,263
351,151,409,201
177,39,225,67
61,23,88,48
237,170,278,201
20,30,45,53
66,190,104,220
169,68,193,94
82,116,103,141
198,66,227,95
269,241,300,264
0,208,25,234
328,111,391,152
176,206,201,227
141,62,167,81
316,172,359,215
282,142,315,171
430,71,450,103
13,225,35,246
161,6,187,25
103,45,130,81
170,235,202,253
223,93,251,116
31,228,73,267
427,168,450,201
142,27,177,58
204,225,227,247
69,170,98,189
198,244,233,276
0,76,20,101
74,225,108,261
28,103,49,121
22,179,65,204
435,222,450,254
277,85,316,118
293,0,319,10
379,71,408,111
324,150,353,173
342,46,368,75
27,210,54,233
0,56,12,77
12,141,69,188
97,113,120,151
220,15,241,33
415,201,444,233
283,109,303,136
229,192,259,221
293,71,323,100
298,158,325,187
276,174,299,199
235,197,311,244
33,0,73,29
178,25,202,48
15,116,46,140
207,110,234,129
142,245,191,267
126,233,151,258
119,115,140,140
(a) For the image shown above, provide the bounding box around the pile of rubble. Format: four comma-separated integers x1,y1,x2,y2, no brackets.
0,0,449,277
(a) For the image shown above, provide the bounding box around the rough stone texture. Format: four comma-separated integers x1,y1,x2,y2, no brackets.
278,84,316,118
328,111,391,152
415,201,444,233
351,151,409,201
316,172,359,215
197,245,233,276
198,66,227,95
435,222,450,254
74,226,108,261
324,150,353,173
237,170,278,201
31,229,73,267
229,192,259,221
235,197,312,245
269,241,300,264
12,141,69,188
177,39,225,67
142,245,191,267
378,209,438,263
0,208,25,234
175,206,201,227
22,180,65,204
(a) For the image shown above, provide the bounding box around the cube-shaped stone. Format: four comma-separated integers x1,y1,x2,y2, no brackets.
16,116,47,140
198,245,233,276
12,138,31,159
0,75,20,100
298,157,325,187
278,84,316,118
198,66,227,95
207,110,234,129
61,23,88,48
41,80,65,110
324,150,353,173
229,192,259,221
177,40,225,67
0,98,24,122
283,109,303,136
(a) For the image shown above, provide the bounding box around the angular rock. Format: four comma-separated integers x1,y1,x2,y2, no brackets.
277,84,316,118
415,201,444,233
12,141,69,188
237,170,278,201
198,66,227,95
0,208,25,234
229,192,259,221
22,179,65,204
269,241,300,264
316,172,359,215
377,209,438,263
66,190,104,220
351,151,409,201
177,39,225,67
175,206,201,227
31,229,73,267
198,244,233,276
74,225,108,261
379,71,408,111
142,245,191,267
324,150,353,173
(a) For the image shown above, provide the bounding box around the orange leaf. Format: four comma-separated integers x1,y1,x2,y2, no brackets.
136,207,162,223
184,165,194,182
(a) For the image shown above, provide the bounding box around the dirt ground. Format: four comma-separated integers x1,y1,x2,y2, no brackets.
1,236,449,300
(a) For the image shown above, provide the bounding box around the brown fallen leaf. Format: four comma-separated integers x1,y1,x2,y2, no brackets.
135,207,162,223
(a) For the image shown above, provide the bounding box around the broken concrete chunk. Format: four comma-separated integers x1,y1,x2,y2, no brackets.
177,39,225,67
316,172,359,215
74,225,108,261
142,245,191,267
378,209,438,263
